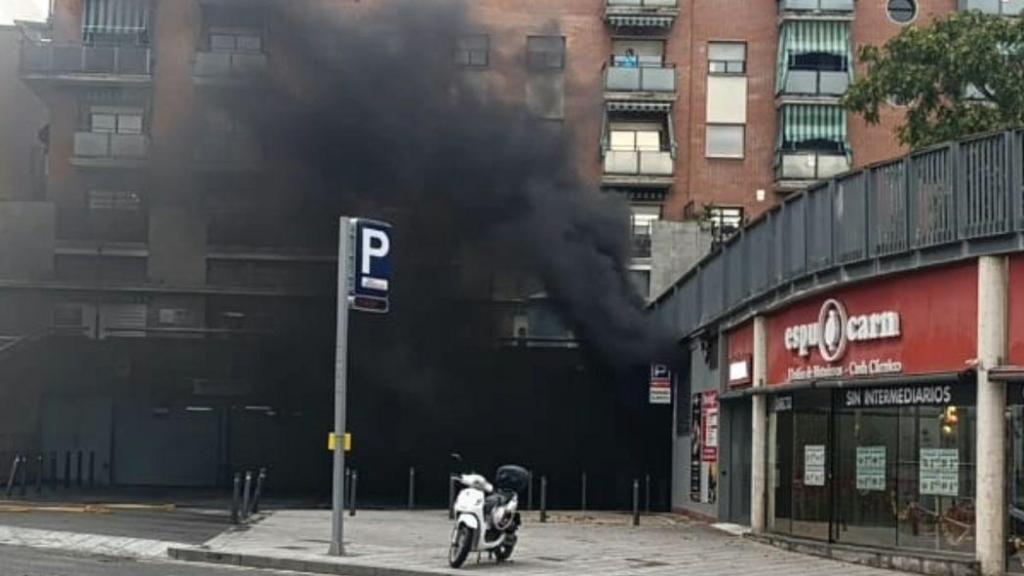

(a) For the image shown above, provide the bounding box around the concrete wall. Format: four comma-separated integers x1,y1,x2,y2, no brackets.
0,201,54,281
650,220,713,300
0,26,48,200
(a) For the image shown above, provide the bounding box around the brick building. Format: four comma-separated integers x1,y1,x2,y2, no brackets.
0,0,994,498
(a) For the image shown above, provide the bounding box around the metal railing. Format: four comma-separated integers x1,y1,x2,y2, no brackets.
193,51,267,77
603,150,674,176
780,0,855,13
779,69,850,97
73,132,148,159
776,151,851,181
653,130,1024,340
604,63,676,93
959,0,1024,15
607,0,678,7
20,42,151,76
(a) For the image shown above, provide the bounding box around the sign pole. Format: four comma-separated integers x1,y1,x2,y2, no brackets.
330,217,352,556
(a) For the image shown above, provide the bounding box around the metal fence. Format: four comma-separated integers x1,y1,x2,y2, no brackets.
21,42,151,76
652,129,1024,340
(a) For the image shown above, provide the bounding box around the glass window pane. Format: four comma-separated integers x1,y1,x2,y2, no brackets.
236,35,261,52
706,125,745,158
709,42,746,63
117,114,143,134
833,407,899,548
791,409,830,541
610,131,636,151
770,407,794,535
91,113,116,133
210,34,236,51
635,131,661,151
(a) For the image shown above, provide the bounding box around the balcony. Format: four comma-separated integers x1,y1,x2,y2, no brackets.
603,150,675,187
604,63,676,102
20,43,151,87
194,134,264,170
72,132,149,168
604,0,679,29
778,69,850,100
959,0,1024,15
775,151,850,190
779,0,855,18
193,51,267,84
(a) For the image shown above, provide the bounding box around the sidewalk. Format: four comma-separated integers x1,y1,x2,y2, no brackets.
168,510,907,576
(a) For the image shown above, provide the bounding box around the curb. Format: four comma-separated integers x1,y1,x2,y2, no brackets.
167,547,446,576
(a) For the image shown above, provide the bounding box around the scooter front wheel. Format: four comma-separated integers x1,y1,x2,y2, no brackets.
449,525,473,568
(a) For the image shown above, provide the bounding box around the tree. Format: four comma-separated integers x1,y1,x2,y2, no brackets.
843,11,1024,149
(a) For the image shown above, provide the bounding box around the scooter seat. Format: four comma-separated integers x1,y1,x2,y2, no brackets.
483,490,514,517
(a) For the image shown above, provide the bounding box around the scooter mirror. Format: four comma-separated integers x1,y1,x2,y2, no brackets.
450,453,463,464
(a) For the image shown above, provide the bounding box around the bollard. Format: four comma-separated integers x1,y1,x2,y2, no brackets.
348,470,358,517
241,471,253,521
75,451,82,488
252,468,266,514
581,472,587,513
230,472,241,524
5,455,20,499
632,479,640,527
49,452,57,491
645,474,651,513
407,467,415,510
540,476,547,523
528,471,536,511
19,456,28,497
448,475,455,520
88,451,95,488
36,455,43,494
63,452,70,489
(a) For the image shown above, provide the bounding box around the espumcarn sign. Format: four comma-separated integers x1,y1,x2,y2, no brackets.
783,299,903,381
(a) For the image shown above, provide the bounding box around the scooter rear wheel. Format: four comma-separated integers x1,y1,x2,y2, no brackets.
449,525,473,568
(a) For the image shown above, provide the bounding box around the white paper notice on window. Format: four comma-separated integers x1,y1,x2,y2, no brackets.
919,448,959,497
856,446,886,491
804,445,826,487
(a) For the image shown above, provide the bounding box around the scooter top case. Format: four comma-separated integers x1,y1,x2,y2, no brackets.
494,465,529,493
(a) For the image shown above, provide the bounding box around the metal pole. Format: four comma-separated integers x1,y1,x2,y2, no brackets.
241,470,253,520
632,479,640,527
407,467,415,510
252,468,266,514
89,451,95,488
348,470,357,517
4,456,19,499
63,452,70,489
526,472,533,511
75,451,82,488
330,217,352,557
49,452,56,491
645,474,651,513
448,475,455,520
230,472,241,524
540,476,547,523
36,455,43,494
581,472,587,513
19,456,28,497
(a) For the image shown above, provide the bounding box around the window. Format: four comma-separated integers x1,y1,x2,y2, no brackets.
455,35,489,67
90,107,143,134
611,39,665,67
706,206,744,235
527,36,565,70
82,0,150,45
708,42,746,74
610,129,662,152
629,268,651,299
706,124,745,158
790,52,847,72
630,204,661,258
209,30,262,52
88,190,141,211
887,0,916,23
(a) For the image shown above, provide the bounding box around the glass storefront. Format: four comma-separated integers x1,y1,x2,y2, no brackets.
1007,384,1024,572
769,382,977,556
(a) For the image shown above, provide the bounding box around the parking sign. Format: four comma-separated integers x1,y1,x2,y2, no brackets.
349,219,392,313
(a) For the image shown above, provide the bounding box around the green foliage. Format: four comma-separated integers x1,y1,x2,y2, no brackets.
842,11,1024,149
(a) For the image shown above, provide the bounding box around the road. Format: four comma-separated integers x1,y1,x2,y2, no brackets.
0,544,304,576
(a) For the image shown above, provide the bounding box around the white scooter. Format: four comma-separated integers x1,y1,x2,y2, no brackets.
448,455,528,568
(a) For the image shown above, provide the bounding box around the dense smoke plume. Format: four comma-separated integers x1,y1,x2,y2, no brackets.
228,0,676,369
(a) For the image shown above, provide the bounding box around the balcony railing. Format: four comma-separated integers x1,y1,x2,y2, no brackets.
652,130,1024,342
20,42,151,77
607,0,678,6
194,134,264,167
603,150,674,176
193,51,267,78
959,0,1024,15
780,0,855,13
604,64,676,93
605,0,678,27
73,132,148,160
779,69,850,97
776,151,850,181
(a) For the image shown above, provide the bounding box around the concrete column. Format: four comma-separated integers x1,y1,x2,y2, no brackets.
750,316,768,534
977,256,1009,576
